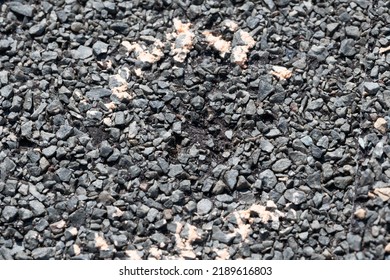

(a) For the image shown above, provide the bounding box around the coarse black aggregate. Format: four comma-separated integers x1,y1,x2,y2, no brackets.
1,0,390,260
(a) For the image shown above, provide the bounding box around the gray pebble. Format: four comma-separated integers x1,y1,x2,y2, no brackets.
191,96,205,110
354,0,369,8
307,172,321,190
339,38,356,56
311,145,324,159
31,103,47,120
56,167,72,182
212,180,227,194
266,128,281,137
260,138,274,153
9,2,34,17
136,205,150,218
212,226,234,244
258,76,274,101
197,199,213,215
11,96,23,112
2,206,18,222
21,121,33,138
0,80,10,94
245,99,257,115
223,169,239,190
128,165,141,179
92,208,106,219
111,22,129,34
339,11,351,22
327,22,339,34
168,164,184,177
73,46,93,60
301,135,313,146
29,20,46,36
42,146,57,158
150,101,164,112
373,141,383,158
171,190,185,204
56,125,73,140
111,234,128,248
146,208,159,222
317,136,329,149
18,208,34,220
93,41,109,56
283,247,294,259
306,98,324,111
1,158,17,174
308,45,328,61
46,99,64,115
318,235,330,246
347,233,362,251
105,206,119,220
86,88,111,100
334,176,353,189
259,169,277,189
31,247,55,260
42,51,58,61
139,85,153,94
0,39,12,51
24,230,39,250
363,82,380,95
215,194,234,203
69,209,87,227
284,189,307,205
272,158,292,173
303,246,315,257
71,22,84,33
151,232,170,244
113,111,125,126
289,151,307,165
236,176,250,190
99,141,113,158
345,26,360,38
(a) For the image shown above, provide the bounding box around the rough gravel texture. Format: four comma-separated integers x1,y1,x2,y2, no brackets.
1,0,390,260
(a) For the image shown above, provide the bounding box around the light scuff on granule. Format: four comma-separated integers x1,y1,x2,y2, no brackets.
231,30,256,68
109,67,133,101
173,18,191,34
203,27,256,67
222,19,239,32
223,201,284,243
171,18,195,63
231,45,252,68
134,67,143,77
239,203,284,224
72,244,81,256
379,45,390,54
173,222,201,260
125,250,143,260
385,243,390,253
95,234,109,251
148,246,162,260
49,220,66,231
231,212,252,240
372,187,390,201
374,117,387,134
97,59,113,70
235,30,256,48
121,40,164,64
203,31,231,58
270,65,293,80
104,102,116,111
214,248,230,260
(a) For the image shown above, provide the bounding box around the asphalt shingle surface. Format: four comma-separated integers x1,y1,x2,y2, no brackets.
0,0,390,259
